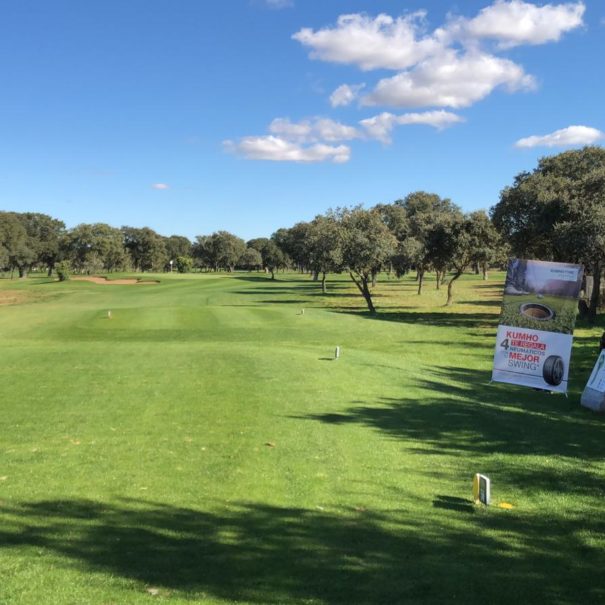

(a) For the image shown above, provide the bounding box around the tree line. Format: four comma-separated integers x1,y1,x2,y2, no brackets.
2,146,604,315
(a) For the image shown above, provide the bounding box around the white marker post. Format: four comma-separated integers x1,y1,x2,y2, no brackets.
334,346,340,360
107,310,112,319
169,259,174,273
472,473,491,505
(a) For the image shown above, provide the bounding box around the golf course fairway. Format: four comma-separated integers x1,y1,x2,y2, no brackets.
1,272,604,604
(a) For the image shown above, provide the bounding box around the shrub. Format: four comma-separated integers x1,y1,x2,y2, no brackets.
176,256,193,273
55,261,71,282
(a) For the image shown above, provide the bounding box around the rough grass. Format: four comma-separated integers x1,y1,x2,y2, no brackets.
0,271,604,604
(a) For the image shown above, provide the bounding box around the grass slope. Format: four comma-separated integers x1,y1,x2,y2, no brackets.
0,271,604,604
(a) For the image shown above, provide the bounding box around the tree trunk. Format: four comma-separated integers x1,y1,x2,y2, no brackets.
482,263,488,280
321,272,327,293
417,269,424,295
18,266,27,278
270,269,276,280
371,270,377,288
435,271,440,290
446,271,463,306
588,264,601,323
312,270,319,281
349,272,376,313
361,278,376,313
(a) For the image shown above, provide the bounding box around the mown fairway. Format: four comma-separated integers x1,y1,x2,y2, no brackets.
1,272,604,604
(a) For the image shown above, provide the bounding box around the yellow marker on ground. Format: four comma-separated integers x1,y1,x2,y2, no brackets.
498,502,514,509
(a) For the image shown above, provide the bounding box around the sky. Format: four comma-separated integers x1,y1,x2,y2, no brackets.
1,0,603,240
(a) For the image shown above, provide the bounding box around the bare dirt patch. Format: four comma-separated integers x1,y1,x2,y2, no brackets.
71,276,159,285
0,291,31,305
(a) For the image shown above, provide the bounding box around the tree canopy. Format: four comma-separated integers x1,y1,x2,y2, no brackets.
491,146,605,318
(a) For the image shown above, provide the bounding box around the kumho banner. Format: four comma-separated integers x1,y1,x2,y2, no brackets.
492,259,583,393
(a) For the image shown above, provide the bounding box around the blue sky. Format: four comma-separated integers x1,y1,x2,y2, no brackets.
1,0,603,240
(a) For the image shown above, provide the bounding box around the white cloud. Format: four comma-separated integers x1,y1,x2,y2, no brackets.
515,125,604,148
360,110,464,143
293,3,584,112
447,1,585,48
225,116,358,163
329,83,365,107
293,12,443,71
224,136,350,163
225,109,463,162
151,183,169,190
363,50,535,108
269,117,361,142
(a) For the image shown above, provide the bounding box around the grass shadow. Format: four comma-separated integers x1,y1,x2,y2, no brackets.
297,364,605,462
2,497,605,603
330,309,498,330
432,495,475,514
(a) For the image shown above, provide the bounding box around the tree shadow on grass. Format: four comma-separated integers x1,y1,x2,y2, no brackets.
297,365,605,462
233,287,317,295
1,497,605,603
308,291,360,298
256,299,309,305
433,495,475,513
231,275,284,284
459,299,503,307
473,283,505,290
330,309,498,330
233,276,332,289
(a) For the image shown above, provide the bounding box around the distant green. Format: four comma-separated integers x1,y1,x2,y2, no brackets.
1,271,604,605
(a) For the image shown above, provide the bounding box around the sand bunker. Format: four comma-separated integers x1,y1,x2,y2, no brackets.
71,276,159,285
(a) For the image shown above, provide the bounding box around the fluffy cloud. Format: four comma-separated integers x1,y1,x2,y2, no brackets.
151,183,169,190
269,117,361,142
515,125,604,148
363,50,535,108
329,83,366,107
293,12,442,71
225,117,360,163
360,110,464,143
224,136,350,163
446,0,585,48
293,2,584,111
225,109,465,162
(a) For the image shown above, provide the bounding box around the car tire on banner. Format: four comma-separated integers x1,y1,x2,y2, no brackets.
543,355,565,386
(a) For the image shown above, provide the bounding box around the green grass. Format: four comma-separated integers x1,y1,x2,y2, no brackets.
499,293,579,334
1,271,604,604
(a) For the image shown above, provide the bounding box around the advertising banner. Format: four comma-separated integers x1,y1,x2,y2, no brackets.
580,351,605,412
492,259,583,393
